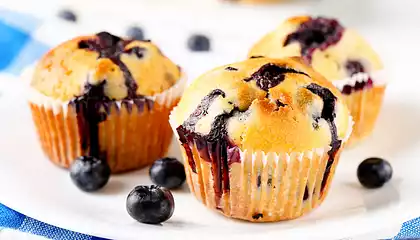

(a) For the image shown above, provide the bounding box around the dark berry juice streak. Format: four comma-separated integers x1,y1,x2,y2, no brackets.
73,32,152,158
79,31,139,98
180,89,225,134
177,89,226,173
205,110,242,202
284,17,344,64
176,90,241,206
306,83,342,195
244,63,308,91
71,82,110,157
303,186,309,201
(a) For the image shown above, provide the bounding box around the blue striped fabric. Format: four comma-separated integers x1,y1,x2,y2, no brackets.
0,7,418,240
0,204,108,240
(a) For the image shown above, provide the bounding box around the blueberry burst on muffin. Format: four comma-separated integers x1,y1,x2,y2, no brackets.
171,57,352,222
29,32,184,173
249,16,386,146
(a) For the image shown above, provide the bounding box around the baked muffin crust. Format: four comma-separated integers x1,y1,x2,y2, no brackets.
31,32,181,101
249,16,383,81
173,57,351,153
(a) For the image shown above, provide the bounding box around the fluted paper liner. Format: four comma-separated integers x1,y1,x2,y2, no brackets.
333,69,387,146
27,74,187,173
169,108,353,222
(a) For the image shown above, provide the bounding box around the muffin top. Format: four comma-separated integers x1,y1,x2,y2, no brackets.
173,57,351,153
31,32,181,101
248,16,383,81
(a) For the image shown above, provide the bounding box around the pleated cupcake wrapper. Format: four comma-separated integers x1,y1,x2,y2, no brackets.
169,108,353,222
27,75,187,173
332,69,387,146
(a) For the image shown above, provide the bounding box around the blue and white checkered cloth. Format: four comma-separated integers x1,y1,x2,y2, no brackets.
0,9,48,75
0,8,419,240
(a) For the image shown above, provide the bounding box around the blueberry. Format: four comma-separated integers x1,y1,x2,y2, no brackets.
357,157,393,189
126,185,174,224
187,34,211,52
58,10,77,22
70,156,111,192
149,158,186,189
126,26,145,41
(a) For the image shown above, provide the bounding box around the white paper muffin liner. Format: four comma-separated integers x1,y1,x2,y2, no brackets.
169,106,353,222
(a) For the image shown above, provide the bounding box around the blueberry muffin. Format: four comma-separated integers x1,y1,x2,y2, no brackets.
29,32,185,173
249,16,386,146
170,57,352,222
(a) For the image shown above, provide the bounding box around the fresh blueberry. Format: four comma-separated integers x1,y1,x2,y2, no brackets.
357,157,392,189
70,156,111,192
187,34,211,52
126,26,145,41
58,10,77,22
126,185,174,224
149,158,186,189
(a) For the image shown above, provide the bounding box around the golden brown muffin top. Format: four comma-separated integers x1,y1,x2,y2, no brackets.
249,16,383,81
173,57,351,153
31,32,181,101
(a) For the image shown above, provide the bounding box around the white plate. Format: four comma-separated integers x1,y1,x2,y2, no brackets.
1,0,420,239
1,70,420,240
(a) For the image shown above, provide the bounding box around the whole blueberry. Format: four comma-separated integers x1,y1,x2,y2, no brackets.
126,26,145,41
58,10,77,22
187,34,211,52
357,157,392,189
149,158,186,189
70,156,111,192
126,185,174,224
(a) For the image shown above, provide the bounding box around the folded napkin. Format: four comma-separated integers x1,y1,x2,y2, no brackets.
0,7,418,240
